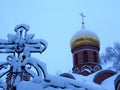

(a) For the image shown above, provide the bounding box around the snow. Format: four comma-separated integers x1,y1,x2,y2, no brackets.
14,72,107,90
101,74,118,90
22,56,48,78
15,73,107,90
71,26,99,42
0,24,118,90
0,79,6,90
0,39,9,43
0,24,49,90
17,81,42,90
14,24,30,32
25,34,34,40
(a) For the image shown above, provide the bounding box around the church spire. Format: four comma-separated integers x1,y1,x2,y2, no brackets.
80,12,85,28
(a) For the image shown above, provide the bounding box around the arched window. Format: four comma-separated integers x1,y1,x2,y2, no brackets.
74,53,78,65
83,51,88,63
93,51,97,62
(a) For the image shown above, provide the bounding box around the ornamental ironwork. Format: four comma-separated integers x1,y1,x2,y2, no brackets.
0,24,48,90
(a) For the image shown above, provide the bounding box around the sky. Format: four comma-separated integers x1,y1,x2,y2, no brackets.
0,0,120,75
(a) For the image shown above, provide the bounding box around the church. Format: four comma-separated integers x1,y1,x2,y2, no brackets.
60,14,120,90
0,15,120,90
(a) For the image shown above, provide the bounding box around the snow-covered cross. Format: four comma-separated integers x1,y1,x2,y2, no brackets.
0,24,47,57
0,24,48,90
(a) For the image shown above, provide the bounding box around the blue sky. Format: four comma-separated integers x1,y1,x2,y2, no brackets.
0,0,120,74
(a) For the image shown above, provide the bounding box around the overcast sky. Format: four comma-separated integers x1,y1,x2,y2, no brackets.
0,0,120,74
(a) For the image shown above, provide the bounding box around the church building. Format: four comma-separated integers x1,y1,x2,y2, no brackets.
0,14,120,90
61,14,120,90
70,14,101,76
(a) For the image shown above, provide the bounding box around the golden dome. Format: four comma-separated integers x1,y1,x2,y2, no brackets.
70,26,100,49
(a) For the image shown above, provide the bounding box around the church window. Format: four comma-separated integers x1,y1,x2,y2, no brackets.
74,53,78,65
93,51,97,62
83,51,88,63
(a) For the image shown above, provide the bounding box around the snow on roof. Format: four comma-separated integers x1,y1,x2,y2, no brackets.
101,74,118,90
16,73,107,90
71,27,99,42
70,71,118,90
0,69,117,90
0,24,118,90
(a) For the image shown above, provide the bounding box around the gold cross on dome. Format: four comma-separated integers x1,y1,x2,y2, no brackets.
80,12,85,23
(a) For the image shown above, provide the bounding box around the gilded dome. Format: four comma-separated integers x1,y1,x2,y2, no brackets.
70,26,100,49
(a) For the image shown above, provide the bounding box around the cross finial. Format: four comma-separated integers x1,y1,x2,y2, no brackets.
80,12,85,27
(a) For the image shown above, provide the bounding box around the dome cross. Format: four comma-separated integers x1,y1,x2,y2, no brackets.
80,12,85,27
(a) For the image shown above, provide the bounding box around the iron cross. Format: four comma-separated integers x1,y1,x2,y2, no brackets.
0,24,47,57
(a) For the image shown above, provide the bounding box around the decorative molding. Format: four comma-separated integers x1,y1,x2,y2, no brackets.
73,67,80,74
93,65,102,72
73,64,101,75
81,65,92,73
73,48,98,55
